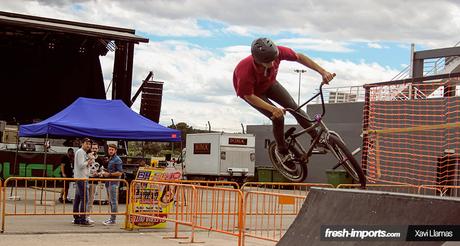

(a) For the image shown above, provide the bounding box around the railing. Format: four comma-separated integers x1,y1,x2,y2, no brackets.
391,41,460,81
313,85,366,104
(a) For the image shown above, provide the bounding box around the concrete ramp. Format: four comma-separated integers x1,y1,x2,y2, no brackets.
277,188,460,246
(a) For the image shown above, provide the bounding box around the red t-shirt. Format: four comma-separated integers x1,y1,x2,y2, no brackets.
233,46,298,97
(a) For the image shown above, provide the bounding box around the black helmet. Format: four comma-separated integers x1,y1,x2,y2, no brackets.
251,38,279,63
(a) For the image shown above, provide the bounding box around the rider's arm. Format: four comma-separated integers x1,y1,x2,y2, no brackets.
60,163,66,177
296,53,335,83
244,94,284,119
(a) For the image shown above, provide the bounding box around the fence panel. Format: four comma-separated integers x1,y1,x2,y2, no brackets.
243,191,306,243
1,177,129,232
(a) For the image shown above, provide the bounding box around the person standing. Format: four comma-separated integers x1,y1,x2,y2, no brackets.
59,148,74,203
73,138,93,226
102,143,123,225
87,142,101,223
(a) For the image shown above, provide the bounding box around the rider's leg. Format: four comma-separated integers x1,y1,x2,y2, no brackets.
265,81,318,139
243,96,289,154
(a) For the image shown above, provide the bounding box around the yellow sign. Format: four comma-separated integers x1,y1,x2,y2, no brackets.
128,167,182,229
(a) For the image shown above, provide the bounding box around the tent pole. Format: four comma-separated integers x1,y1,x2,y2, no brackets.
40,133,49,204
9,123,20,197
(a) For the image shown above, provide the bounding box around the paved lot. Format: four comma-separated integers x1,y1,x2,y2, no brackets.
0,214,275,246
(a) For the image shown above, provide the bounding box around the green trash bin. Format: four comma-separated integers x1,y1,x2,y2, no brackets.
326,169,353,187
257,167,274,182
272,169,290,183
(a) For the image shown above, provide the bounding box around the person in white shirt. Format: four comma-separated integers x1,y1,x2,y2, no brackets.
72,138,93,226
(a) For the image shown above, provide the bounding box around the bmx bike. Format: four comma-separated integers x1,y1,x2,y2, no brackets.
268,82,367,188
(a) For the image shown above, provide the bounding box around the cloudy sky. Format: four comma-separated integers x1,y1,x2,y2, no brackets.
2,0,459,132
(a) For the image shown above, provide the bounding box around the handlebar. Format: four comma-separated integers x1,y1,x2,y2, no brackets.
284,76,333,123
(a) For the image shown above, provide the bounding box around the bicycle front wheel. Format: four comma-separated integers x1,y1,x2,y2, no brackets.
327,134,366,188
268,141,308,182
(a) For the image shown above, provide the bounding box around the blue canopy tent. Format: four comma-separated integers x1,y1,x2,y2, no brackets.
18,97,180,204
19,97,181,141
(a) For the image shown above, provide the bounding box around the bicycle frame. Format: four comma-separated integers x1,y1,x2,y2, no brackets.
284,83,343,159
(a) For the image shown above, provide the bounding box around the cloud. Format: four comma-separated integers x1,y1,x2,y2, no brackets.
367,43,382,49
277,38,353,53
115,40,400,132
224,25,251,36
2,0,459,46
0,0,447,132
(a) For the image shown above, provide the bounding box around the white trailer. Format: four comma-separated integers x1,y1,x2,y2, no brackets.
182,133,255,183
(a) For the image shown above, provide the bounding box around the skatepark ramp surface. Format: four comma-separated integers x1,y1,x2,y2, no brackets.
277,187,460,246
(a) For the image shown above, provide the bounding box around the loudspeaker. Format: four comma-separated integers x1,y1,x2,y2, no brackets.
140,81,163,123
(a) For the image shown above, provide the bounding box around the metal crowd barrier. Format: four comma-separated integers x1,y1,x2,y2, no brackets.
1,177,129,232
194,185,244,245
163,179,240,189
240,182,334,196
243,191,306,243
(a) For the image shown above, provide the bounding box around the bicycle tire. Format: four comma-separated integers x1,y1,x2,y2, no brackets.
268,141,308,182
327,134,366,188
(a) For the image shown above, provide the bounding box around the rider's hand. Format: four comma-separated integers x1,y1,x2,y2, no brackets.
321,71,335,84
271,107,285,119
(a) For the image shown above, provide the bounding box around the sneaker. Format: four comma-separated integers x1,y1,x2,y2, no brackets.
58,197,64,203
79,220,94,227
87,217,95,223
102,219,116,226
275,147,290,163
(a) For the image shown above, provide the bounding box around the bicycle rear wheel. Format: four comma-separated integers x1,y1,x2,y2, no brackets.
327,135,366,188
268,141,308,182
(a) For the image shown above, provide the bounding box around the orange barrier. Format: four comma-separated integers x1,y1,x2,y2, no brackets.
1,177,129,232
163,179,240,189
194,185,244,245
243,191,306,243
240,182,334,196
128,180,244,245
128,180,199,243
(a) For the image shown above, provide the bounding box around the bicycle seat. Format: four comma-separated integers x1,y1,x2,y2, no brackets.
285,127,296,138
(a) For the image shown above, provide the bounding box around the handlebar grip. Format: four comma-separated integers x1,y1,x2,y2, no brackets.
322,73,336,85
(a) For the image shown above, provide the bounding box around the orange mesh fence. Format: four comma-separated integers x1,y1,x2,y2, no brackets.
240,182,334,197
420,185,460,197
362,73,460,190
1,177,129,232
243,191,306,242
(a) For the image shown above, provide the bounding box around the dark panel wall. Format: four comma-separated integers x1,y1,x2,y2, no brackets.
0,34,106,124
247,102,364,183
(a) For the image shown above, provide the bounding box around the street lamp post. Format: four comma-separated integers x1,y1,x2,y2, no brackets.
294,69,307,105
